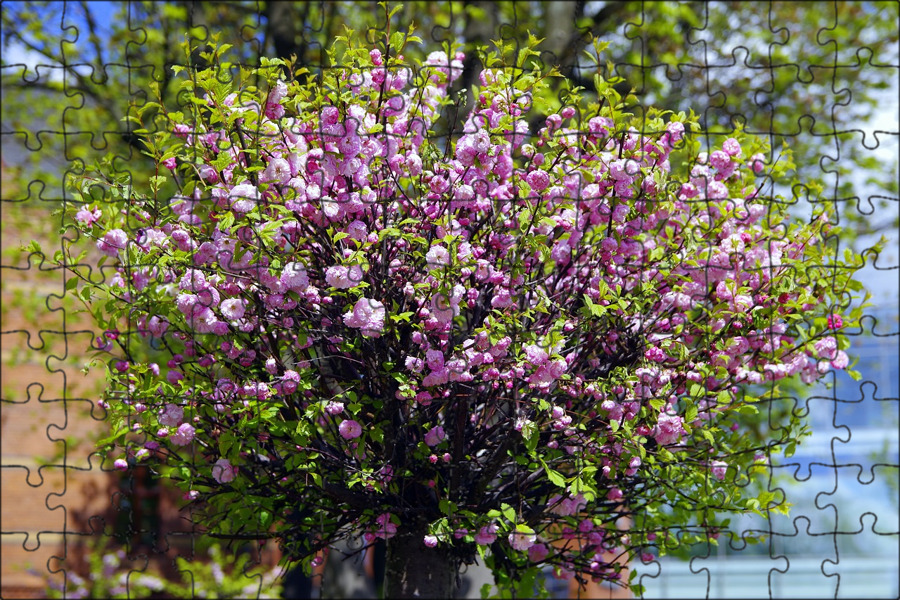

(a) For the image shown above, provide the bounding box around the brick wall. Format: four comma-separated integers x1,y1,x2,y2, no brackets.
1,187,114,597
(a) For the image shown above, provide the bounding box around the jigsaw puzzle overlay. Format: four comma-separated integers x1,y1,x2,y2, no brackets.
1,2,898,599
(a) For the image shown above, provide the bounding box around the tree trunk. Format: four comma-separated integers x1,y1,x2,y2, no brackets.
543,1,579,61
384,532,459,598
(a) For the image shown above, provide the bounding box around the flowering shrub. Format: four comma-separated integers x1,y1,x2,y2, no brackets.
60,30,867,596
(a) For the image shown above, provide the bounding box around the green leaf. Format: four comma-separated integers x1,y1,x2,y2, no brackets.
546,468,566,488
539,458,567,488
370,427,384,443
439,499,455,516
259,510,273,529
389,31,405,52
501,503,516,524
515,523,535,535
218,212,234,231
390,311,415,323
784,441,797,458
684,403,698,423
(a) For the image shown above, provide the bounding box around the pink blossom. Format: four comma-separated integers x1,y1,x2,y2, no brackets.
528,543,549,562
831,350,849,370
644,346,667,363
405,356,424,373
170,228,195,251
653,412,685,446
814,336,838,360
710,460,728,481
424,425,446,447
269,79,288,104
343,297,386,337
432,284,465,324
170,423,196,446
339,419,363,439
321,106,340,125
424,50,464,84
262,157,291,184
827,313,843,329
228,182,259,214
549,494,587,516
220,298,245,320
425,350,444,371
97,229,128,257
346,220,368,242
509,531,537,551
147,316,168,337
750,152,766,174
709,150,731,171
474,524,498,545
281,370,300,394
281,262,309,292
664,120,684,144
722,138,742,157
326,265,365,289
423,368,449,387
526,170,550,191
211,458,236,483
113,458,128,471
325,401,344,415
159,403,184,427
423,535,439,548
425,245,451,268
524,344,549,366
372,513,397,540
198,164,218,182
75,205,101,227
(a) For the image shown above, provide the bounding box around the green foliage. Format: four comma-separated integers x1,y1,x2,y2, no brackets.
3,2,895,238
38,537,281,599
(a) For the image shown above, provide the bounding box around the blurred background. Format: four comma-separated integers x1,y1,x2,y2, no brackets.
2,2,897,598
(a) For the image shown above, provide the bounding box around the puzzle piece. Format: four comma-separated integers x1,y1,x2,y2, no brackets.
2,2,898,599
